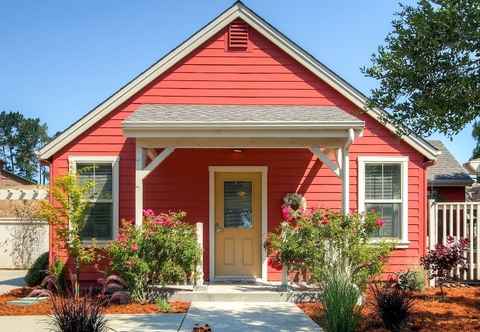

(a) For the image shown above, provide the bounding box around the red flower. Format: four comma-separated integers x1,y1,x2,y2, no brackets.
376,218,385,227
131,243,138,252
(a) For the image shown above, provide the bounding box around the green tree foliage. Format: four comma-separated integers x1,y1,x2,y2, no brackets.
471,121,480,159
363,0,480,137
38,175,96,296
0,111,49,181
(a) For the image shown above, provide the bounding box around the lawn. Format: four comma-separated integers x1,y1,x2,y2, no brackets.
298,286,480,331
0,288,190,316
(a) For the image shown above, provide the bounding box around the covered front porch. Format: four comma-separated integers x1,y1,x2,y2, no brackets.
123,104,364,282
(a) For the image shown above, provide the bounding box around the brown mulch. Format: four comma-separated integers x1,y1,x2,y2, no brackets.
298,286,480,332
0,288,190,316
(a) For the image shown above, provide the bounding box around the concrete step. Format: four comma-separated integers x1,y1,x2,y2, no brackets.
169,290,321,303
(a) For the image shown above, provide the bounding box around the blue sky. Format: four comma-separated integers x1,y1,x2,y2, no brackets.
0,0,474,162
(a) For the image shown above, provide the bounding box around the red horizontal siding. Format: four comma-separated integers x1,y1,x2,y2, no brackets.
50,21,428,282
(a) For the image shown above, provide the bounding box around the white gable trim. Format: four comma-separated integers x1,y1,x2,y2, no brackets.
38,1,439,161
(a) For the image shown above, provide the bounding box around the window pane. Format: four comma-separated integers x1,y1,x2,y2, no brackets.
383,164,401,199
365,164,383,200
224,181,252,228
94,164,112,200
365,163,401,200
81,202,113,240
77,163,94,192
366,203,401,238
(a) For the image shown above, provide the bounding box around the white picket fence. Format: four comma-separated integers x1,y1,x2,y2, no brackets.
428,200,480,281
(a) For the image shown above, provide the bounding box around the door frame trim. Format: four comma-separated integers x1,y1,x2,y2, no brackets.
208,166,268,282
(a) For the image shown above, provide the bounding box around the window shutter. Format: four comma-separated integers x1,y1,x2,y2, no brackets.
228,21,249,51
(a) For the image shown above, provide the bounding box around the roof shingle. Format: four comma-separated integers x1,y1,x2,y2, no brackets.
123,104,363,126
428,140,473,187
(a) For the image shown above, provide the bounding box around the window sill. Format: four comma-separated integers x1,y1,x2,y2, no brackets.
369,238,410,249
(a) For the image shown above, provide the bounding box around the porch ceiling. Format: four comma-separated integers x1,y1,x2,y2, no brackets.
123,104,364,142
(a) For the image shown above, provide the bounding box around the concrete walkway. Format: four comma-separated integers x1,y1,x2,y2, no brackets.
0,270,26,295
0,302,320,331
0,314,186,332
181,301,321,332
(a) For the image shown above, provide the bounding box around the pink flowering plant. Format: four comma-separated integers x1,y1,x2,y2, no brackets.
266,205,393,289
106,210,201,303
281,193,307,222
421,236,469,297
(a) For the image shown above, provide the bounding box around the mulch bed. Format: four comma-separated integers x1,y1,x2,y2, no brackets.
0,288,190,316
298,286,480,331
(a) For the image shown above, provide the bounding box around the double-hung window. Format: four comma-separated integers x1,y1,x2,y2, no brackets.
358,156,409,246
69,156,119,241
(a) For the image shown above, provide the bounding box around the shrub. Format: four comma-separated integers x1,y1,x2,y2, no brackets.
395,269,425,292
370,280,415,332
25,252,49,286
97,275,130,305
155,297,171,313
106,210,201,303
49,295,108,332
266,208,393,289
321,269,361,332
421,236,469,296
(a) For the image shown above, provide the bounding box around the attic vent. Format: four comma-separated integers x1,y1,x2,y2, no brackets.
228,21,249,51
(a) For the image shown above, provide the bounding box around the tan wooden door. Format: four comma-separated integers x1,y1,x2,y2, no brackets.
214,172,261,279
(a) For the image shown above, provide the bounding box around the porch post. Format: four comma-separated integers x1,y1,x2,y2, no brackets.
135,143,144,228
341,146,350,215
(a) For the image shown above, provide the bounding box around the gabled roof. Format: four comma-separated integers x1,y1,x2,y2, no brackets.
38,1,440,161
427,140,473,187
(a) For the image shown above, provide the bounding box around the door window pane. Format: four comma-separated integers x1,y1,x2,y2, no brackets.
224,181,252,228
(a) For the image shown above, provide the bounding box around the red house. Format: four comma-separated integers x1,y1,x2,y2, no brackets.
38,2,440,283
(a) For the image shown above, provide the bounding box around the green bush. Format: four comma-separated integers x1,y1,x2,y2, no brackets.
106,210,201,303
395,269,425,292
322,269,361,332
266,209,393,289
25,252,49,286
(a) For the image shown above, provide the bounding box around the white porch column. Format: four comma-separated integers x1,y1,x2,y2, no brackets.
135,144,144,228
341,146,350,215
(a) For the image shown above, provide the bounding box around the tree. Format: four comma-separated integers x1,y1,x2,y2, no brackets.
363,0,480,137
0,111,49,181
38,175,96,296
471,122,480,159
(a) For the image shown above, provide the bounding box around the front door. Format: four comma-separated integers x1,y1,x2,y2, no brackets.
214,172,262,279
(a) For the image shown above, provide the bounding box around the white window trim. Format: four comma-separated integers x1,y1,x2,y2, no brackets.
68,156,120,244
358,156,409,248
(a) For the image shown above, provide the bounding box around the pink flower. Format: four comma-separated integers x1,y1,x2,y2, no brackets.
321,217,329,225
143,209,155,218
281,205,293,222
131,243,138,252
376,218,385,227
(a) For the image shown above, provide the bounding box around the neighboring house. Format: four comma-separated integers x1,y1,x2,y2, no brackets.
0,160,49,269
463,158,480,181
0,159,41,217
0,160,36,188
38,2,440,283
427,141,473,202
463,158,480,201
